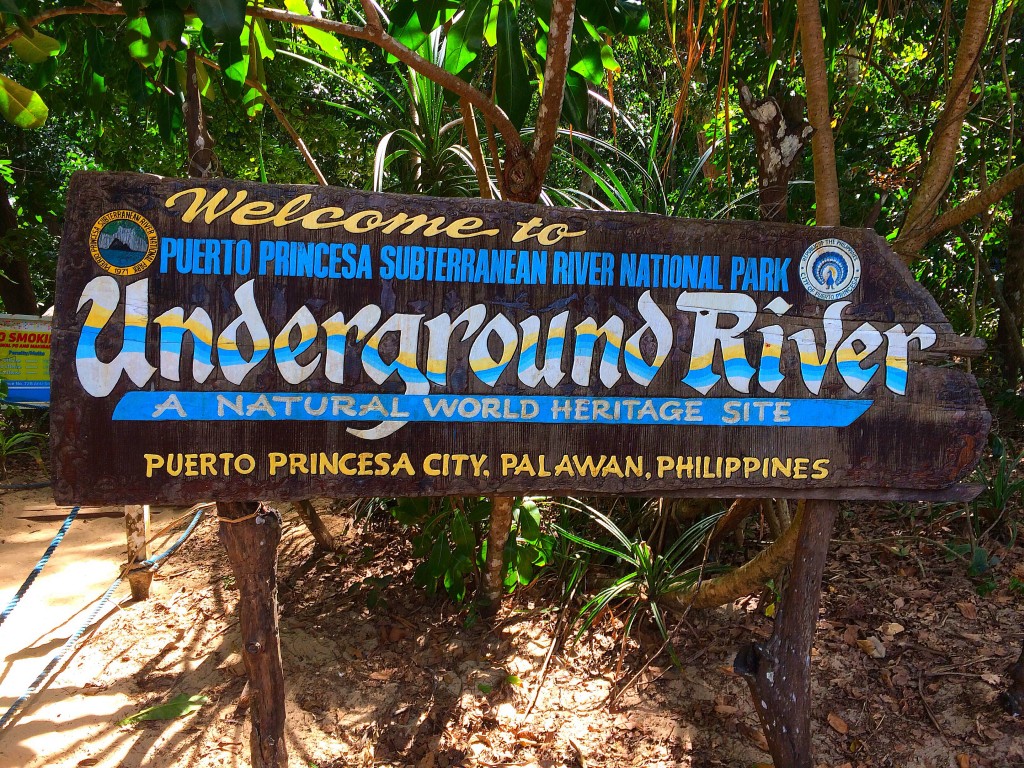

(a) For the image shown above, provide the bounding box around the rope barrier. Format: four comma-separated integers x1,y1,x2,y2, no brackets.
0,480,51,491
0,504,208,732
0,506,80,631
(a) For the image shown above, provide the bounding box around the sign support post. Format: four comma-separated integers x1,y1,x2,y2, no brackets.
217,501,289,768
124,504,153,600
734,498,838,767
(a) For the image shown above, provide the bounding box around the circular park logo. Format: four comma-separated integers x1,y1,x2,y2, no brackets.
89,210,158,276
799,238,861,301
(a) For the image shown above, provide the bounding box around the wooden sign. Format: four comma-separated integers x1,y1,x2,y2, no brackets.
50,172,989,504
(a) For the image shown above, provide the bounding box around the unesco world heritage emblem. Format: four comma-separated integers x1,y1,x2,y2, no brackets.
799,238,862,301
88,210,158,276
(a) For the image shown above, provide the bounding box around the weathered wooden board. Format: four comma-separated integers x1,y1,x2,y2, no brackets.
50,172,989,504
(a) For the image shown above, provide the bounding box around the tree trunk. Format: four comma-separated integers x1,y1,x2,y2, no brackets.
796,0,841,227
0,183,38,315
1002,641,1024,715
481,495,514,612
738,84,813,223
734,499,838,768
218,502,288,768
996,187,1024,384
184,49,217,179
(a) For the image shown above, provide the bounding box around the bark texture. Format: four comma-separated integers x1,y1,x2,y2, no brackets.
184,49,217,179
996,187,1024,383
734,499,838,768
896,0,995,258
796,0,841,227
738,84,813,223
218,502,288,768
1002,641,1024,715
292,499,338,551
667,503,805,611
481,495,514,611
124,504,153,601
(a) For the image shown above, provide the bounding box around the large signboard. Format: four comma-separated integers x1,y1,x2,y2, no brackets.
0,314,51,406
51,173,989,504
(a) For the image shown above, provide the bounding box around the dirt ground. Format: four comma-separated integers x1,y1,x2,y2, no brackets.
0,469,1022,768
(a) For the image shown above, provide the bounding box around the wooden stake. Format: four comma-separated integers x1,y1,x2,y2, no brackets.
125,504,153,600
734,498,838,768
218,501,288,768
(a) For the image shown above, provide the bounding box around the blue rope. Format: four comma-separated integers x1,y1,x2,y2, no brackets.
0,506,80,630
137,504,208,569
0,504,208,731
0,572,125,731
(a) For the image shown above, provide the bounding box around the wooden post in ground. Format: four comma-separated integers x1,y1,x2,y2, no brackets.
734,498,838,768
125,504,153,600
218,501,288,768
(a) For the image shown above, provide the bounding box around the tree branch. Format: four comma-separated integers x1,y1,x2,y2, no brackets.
0,3,527,166
460,98,492,199
919,164,1024,244
249,6,525,155
957,226,1024,372
664,502,806,610
897,0,995,257
357,0,383,32
196,54,327,186
797,0,841,226
0,2,122,49
529,0,577,201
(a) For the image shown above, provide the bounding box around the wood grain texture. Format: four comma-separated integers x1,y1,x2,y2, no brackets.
50,172,989,504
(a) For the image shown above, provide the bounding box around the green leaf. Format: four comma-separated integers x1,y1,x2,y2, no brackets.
570,40,605,86
194,0,246,42
218,37,247,98
494,0,529,130
575,0,649,36
284,0,346,61
248,16,276,61
10,29,60,64
118,694,208,726
482,0,500,46
451,510,475,554
518,500,541,542
0,73,47,128
560,70,587,128
444,0,490,74
194,58,217,100
146,0,186,44
126,17,160,66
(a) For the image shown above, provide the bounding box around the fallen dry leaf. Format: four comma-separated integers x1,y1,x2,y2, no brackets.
714,704,738,715
843,624,859,647
828,712,849,735
857,636,886,659
880,622,905,636
956,602,978,621
981,673,1001,686
957,753,970,768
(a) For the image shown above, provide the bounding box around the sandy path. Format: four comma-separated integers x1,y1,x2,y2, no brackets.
0,485,183,768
